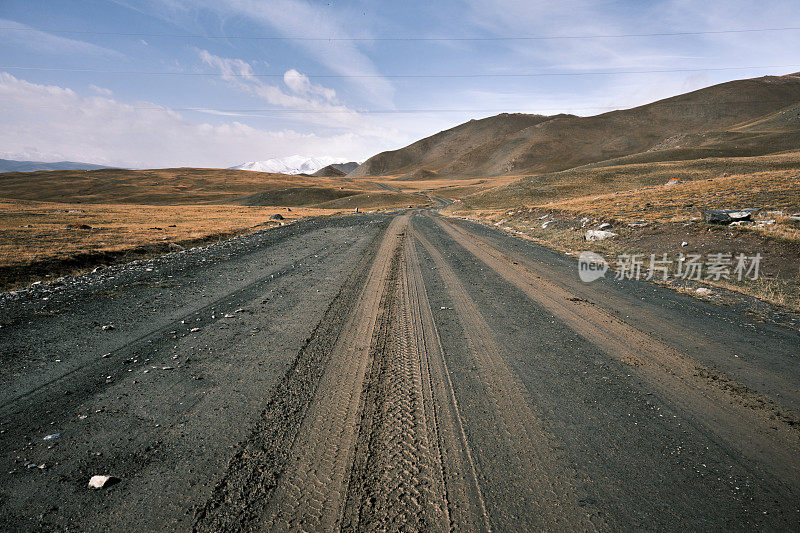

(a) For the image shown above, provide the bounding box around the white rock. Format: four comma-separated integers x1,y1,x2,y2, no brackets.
695,287,713,296
681,241,688,247
598,222,613,229
88,475,118,489
585,230,617,241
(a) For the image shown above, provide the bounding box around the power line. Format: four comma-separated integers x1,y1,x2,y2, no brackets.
2,26,800,41
22,98,800,115
2,64,799,79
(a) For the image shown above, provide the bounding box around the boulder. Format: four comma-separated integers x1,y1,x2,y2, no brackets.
269,214,284,221
585,230,617,241
702,208,759,224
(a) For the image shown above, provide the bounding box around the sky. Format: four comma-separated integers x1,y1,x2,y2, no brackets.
1,0,799,168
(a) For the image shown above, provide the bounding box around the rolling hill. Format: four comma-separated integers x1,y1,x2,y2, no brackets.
0,158,113,173
351,73,800,179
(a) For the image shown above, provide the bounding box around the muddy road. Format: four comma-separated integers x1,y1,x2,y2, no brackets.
1,211,799,531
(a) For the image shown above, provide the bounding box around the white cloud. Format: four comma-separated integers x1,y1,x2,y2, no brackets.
283,69,336,102
196,49,361,127
0,18,124,58
113,0,395,106
0,72,398,168
89,84,114,96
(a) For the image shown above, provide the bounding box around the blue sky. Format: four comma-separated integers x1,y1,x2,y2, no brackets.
1,0,799,168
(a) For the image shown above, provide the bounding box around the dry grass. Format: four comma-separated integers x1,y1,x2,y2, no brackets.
547,171,800,223
460,150,800,209
0,200,340,267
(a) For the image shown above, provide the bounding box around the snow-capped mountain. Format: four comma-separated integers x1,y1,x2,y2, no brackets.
232,156,350,175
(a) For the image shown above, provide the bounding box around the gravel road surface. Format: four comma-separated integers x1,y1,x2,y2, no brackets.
1,211,798,531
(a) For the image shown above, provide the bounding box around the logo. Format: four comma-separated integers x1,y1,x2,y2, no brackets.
578,251,608,282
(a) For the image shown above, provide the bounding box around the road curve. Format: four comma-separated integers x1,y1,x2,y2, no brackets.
1,211,798,531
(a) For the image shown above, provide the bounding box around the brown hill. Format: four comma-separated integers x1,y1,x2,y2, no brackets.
311,165,346,177
348,113,557,177
354,73,800,179
312,162,360,177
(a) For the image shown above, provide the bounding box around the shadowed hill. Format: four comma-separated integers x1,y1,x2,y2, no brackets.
311,162,359,177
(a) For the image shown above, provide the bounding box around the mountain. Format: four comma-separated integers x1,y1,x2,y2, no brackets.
0,159,113,173
312,162,360,177
232,156,351,175
349,113,555,177
351,73,800,179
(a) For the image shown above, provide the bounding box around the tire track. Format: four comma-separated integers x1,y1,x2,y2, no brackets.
342,232,450,531
258,215,409,531
435,215,800,486
412,226,602,531
193,219,393,532
404,233,491,532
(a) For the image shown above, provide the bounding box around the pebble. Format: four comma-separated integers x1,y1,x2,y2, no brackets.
88,475,118,489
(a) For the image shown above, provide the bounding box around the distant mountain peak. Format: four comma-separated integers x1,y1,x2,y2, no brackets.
232,156,353,175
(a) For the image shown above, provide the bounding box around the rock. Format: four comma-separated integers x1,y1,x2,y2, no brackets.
666,178,679,186
269,214,284,220
585,230,617,241
168,243,185,252
541,220,555,229
702,208,759,224
88,475,119,489
681,241,688,247
43,433,61,441
695,287,713,296
598,222,613,229
101,324,115,331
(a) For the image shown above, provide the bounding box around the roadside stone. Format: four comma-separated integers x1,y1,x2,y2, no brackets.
702,208,759,224
88,475,119,489
585,230,617,241
168,243,185,252
269,214,285,221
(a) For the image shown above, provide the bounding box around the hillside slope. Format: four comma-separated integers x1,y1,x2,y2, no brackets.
348,113,556,177
355,73,800,179
0,159,113,173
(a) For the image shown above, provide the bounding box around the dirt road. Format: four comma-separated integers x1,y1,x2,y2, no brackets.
1,211,799,531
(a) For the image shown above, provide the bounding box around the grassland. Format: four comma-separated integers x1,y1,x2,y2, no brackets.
0,167,496,289
459,150,800,209
449,157,800,312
